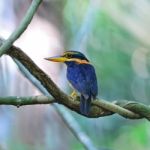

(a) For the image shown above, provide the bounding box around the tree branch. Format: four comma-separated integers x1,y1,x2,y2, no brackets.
0,0,42,56
0,40,148,120
0,95,55,106
0,95,150,120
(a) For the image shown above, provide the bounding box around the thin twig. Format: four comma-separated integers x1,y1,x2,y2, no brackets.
0,0,42,56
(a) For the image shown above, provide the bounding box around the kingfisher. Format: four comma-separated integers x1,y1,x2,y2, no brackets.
45,51,98,115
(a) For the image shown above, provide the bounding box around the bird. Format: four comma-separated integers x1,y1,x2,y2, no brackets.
45,51,98,115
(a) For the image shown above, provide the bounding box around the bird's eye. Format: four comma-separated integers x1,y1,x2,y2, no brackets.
65,54,72,58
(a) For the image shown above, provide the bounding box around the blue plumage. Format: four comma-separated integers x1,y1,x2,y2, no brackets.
66,61,98,115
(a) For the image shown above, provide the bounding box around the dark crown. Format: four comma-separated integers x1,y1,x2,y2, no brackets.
63,51,89,61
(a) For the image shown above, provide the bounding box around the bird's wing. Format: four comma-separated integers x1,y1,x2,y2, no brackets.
67,64,98,98
83,64,98,97
85,65,98,98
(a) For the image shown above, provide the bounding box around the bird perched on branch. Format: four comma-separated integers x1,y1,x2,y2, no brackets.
45,51,98,115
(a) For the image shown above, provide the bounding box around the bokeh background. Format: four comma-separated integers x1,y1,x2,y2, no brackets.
0,0,150,150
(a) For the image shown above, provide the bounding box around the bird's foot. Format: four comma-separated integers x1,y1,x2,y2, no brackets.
70,90,78,98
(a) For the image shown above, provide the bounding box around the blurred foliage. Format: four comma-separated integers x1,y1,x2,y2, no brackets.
112,121,150,150
88,12,135,100
63,0,150,150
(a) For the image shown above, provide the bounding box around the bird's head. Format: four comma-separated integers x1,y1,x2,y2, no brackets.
44,51,89,64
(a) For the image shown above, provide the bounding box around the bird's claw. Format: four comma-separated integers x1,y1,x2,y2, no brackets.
70,90,78,98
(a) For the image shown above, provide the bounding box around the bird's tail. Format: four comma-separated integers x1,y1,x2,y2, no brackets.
80,95,91,115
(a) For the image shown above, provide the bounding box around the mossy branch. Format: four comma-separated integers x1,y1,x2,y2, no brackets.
0,95,150,120
0,40,148,120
